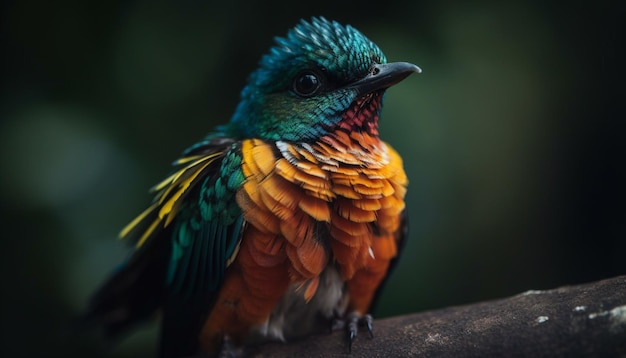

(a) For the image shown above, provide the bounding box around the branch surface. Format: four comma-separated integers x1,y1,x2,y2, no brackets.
250,275,626,357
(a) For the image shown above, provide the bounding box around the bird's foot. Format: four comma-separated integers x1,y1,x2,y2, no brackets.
331,312,373,353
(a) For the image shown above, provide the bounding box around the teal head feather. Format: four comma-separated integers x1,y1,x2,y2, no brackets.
228,17,417,143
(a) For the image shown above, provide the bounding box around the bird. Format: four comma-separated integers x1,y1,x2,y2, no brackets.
82,17,420,357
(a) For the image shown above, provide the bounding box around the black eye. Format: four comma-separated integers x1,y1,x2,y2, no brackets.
293,71,322,97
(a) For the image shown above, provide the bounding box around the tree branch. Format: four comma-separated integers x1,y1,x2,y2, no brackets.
250,275,626,357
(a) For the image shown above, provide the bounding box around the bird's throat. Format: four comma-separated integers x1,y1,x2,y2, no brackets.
336,92,383,137
324,91,384,152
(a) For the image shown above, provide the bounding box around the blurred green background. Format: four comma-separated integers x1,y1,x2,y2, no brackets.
1,0,624,356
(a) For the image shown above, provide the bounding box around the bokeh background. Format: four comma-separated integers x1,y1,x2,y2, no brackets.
1,0,624,356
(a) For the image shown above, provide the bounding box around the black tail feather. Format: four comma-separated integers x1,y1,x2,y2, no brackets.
79,232,170,339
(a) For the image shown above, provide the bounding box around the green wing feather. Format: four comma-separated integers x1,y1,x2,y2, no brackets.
119,137,246,296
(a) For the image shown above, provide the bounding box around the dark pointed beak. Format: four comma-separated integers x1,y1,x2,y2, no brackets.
350,62,421,95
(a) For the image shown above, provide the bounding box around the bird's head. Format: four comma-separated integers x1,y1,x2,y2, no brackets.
229,17,420,143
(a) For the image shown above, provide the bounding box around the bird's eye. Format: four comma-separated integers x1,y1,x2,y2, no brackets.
293,71,322,97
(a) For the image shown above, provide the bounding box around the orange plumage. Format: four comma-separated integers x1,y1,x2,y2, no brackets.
199,128,408,347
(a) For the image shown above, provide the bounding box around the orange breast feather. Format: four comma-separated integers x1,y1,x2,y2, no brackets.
200,134,407,349
242,134,406,302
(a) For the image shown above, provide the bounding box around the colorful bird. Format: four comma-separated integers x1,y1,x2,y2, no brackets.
83,17,420,357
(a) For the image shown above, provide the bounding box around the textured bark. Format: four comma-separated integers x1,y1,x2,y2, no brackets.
249,275,626,357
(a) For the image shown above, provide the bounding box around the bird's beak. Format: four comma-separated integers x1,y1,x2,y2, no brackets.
350,62,421,95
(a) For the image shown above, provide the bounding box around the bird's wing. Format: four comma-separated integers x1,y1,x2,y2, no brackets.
120,137,245,296
83,136,246,356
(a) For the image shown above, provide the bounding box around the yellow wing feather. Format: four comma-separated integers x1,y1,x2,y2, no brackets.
119,148,228,250
119,203,159,239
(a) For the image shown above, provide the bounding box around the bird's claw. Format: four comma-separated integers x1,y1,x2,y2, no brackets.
332,312,374,353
